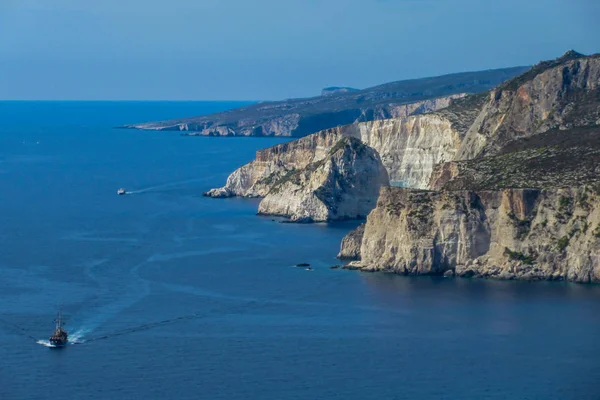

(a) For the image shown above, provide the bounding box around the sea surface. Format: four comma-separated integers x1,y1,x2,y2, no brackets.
0,101,599,400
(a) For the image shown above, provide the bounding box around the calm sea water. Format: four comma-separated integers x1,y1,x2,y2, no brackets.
1,101,599,400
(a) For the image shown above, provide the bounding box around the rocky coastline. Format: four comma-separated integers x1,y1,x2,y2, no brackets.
341,186,600,283
123,66,529,137
205,51,600,283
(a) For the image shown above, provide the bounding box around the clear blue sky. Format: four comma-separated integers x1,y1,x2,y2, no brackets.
1,0,598,100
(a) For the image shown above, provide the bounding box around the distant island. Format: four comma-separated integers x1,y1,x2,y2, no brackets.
122,67,528,137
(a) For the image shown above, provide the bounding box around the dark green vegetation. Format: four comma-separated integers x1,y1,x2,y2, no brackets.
556,236,570,252
504,247,536,265
436,90,490,134
125,67,528,137
507,211,533,239
437,126,600,190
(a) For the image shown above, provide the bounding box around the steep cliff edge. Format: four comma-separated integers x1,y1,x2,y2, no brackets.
338,223,365,260
208,52,600,201
339,52,600,283
256,138,389,222
205,111,461,198
428,52,600,191
453,51,600,160
124,67,528,137
347,186,600,283
204,129,345,198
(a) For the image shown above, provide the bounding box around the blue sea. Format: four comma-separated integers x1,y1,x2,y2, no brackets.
1,101,599,400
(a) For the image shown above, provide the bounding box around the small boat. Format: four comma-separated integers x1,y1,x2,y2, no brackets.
305,267,313,271
49,309,68,348
117,188,127,195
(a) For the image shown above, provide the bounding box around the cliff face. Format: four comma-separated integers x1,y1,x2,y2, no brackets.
338,223,365,260
204,129,344,198
205,111,461,198
257,138,389,222
351,115,461,187
208,53,600,201
347,186,600,283
339,52,600,283
454,53,600,160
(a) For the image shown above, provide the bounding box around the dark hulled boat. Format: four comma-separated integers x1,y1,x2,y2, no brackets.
49,310,68,347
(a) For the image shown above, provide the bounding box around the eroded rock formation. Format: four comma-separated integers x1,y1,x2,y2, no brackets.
256,138,389,222
338,223,365,260
345,186,600,283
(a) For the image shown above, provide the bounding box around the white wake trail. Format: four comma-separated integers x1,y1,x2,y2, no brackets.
125,177,210,195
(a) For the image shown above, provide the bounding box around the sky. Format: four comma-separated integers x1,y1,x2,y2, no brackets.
0,0,598,100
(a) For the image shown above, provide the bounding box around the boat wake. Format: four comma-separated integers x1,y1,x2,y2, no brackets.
69,329,87,344
124,177,210,195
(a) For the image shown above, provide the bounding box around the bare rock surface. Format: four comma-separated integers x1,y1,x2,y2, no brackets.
338,223,365,260
257,138,389,222
351,186,600,283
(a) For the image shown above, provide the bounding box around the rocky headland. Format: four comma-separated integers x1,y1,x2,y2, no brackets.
256,138,389,222
209,51,600,283
341,51,600,283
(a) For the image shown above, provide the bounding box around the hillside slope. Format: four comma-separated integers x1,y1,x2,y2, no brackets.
124,67,527,137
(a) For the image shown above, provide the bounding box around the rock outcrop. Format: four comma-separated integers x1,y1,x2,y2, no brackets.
453,51,600,160
124,66,528,137
204,129,345,198
256,138,389,222
337,223,365,260
346,186,600,283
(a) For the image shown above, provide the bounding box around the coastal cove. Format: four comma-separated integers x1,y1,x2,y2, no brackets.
1,102,600,400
